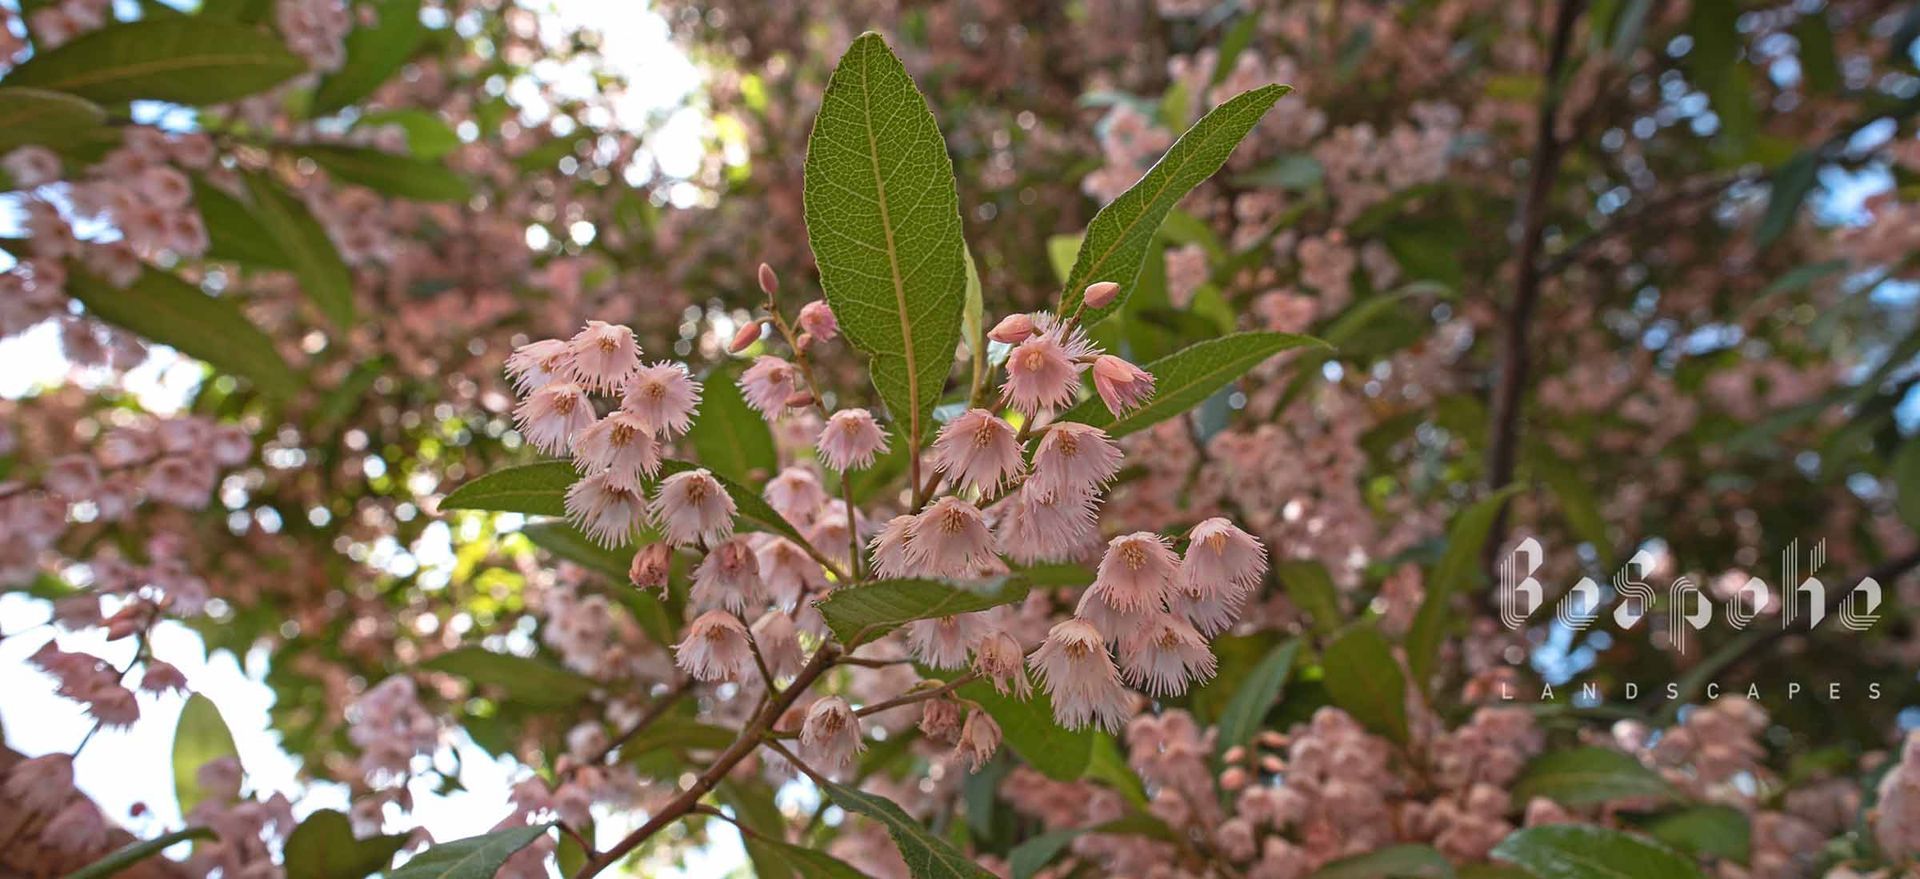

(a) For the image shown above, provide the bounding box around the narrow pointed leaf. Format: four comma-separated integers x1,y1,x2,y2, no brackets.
440,460,808,545
1405,484,1525,688
1308,844,1454,879
1214,638,1300,756
0,87,105,151
1058,332,1323,437
1513,747,1680,808
386,824,551,879
817,779,996,879
64,827,216,879
194,178,292,269
816,578,1029,645
1059,85,1289,322
1321,624,1409,744
311,0,429,115
740,836,867,879
420,647,597,707
285,809,409,879
299,144,470,202
65,266,300,399
1491,825,1706,879
243,173,356,329
5,18,304,105
172,694,240,814
686,366,778,484
803,32,968,454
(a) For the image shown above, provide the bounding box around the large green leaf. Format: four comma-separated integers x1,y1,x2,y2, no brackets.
440,460,808,545
1321,624,1409,744
1057,332,1323,437
66,266,300,399
1894,439,1920,533
1057,85,1289,322
1308,844,1455,879
357,109,461,160
243,172,356,329
817,779,996,879
285,809,409,879
419,648,598,708
311,0,429,115
1512,747,1679,808
64,827,217,879
4,18,304,105
816,578,1029,645
193,178,292,269
1491,825,1706,879
686,364,778,483
1627,805,1751,862
740,836,867,879
802,32,968,454
1214,638,1300,757
1756,150,1818,246
916,667,1092,782
0,86,105,151
298,144,470,202
172,693,240,815
1275,560,1341,635
1404,484,1524,688
386,824,551,879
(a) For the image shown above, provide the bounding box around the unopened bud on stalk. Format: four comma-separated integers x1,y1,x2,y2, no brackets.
796,332,815,352
728,321,763,353
783,389,816,408
629,543,672,591
988,313,1035,345
104,606,144,640
757,263,779,296
1082,280,1121,309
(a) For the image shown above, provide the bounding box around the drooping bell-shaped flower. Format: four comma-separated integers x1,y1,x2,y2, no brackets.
565,320,641,393
817,408,889,471
675,610,754,681
931,408,1023,494
621,361,702,437
800,696,864,769
650,469,736,547
1027,619,1131,732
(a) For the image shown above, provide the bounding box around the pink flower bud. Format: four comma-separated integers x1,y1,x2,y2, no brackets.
783,389,816,408
629,542,672,591
1082,280,1121,309
798,300,838,342
1220,767,1249,790
757,263,779,296
988,313,1036,345
728,321,764,354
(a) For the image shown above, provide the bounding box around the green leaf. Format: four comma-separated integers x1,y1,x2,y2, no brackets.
961,243,986,374
1308,844,1455,879
0,87,105,151
198,0,273,22
1627,805,1751,862
802,32,969,455
172,694,240,815
386,824,551,879
311,0,429,115
64,827,217,879
5,18,304,105
951,674,1091,781
1491,825,1706,879
1058,85,1289,322
816,578,1029,645
1008,828,1084,879
1404,484,1525,688
1686,0,1755,161
1757,151,1818,246
1513,747,1679,808
817,778,996,879
65,266,300,399
357,109,461,159
1893,439,1920,533
441,461,574,516
1082,732,1147,805
284,809,409,879
687,365,778,483
193,178,292,269
419,648,598,708
741,836,868,879
298,144,470,202
1276,561,1341,634
1214,638,1300,757
1057,332,1323,437
243,172,356,329
1047,234,1082,284
1321,624,1409,744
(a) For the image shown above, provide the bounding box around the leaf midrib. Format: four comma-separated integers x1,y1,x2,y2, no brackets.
856,40,921,453
26,51,298,94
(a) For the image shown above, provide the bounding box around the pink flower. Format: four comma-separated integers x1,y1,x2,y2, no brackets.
1095,533,1179,613
513,382,595,455
930,409,1023,493
503,335,568,391
971,631,1031,698
798,300,838,342
139,660,189,696
690,536,765,614
651,469,736,547
564,471,648,547
1091,355,1155,416
1183,518,1268,591
674,610,754,681
756,537,825,609
763,467,827,526
908,497,998,577
1,146,61,188
800,696,863,768
629,542,672,592
920,697,963,743
994,484,1099,565
1118,613,1217,697
868,515,918,578
1001,332,1083,416
43,799,107,854
44,455,100,498
1169,579,1247,639
805,502,862,567
1029,424,1122,497
905,613,986,669
752,611,805,679
620,361,701,437
565,321,641,392
571,411,662,483
146,456,216,508
1075,584,1153,643
85,682,140,728
3,753,74,816
817,409,890,471
1028,620,1131,732
956,710,1002,771
739,356,803,416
